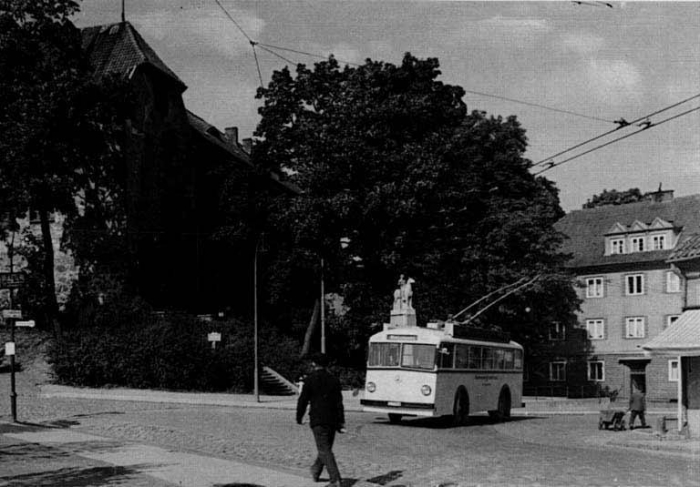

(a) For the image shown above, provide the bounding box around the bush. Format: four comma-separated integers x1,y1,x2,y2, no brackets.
47,313,307,392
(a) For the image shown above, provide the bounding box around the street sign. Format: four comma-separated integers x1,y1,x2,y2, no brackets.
15,320,35,328
2,310,22,320
207,332,222,349
0,272,25,289
4,342,15,356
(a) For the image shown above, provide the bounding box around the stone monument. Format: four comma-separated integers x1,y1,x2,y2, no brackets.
389,274,417,328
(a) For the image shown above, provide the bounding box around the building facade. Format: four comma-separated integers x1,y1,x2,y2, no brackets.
553,190,700,403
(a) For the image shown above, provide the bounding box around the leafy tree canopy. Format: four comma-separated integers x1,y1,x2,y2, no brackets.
252,54,579,365
582,188,643,209
0,0,132,332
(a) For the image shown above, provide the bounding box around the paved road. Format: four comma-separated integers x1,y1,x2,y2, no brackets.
38,403,698,487
2,365,699,486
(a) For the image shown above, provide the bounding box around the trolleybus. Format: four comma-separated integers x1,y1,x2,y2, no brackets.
361,321,523,424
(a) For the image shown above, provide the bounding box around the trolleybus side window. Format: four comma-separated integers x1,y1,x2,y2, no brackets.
438,343,454,369
482,347,494,370
368,343,400,367
514,349,523,370
495,349,505,369
504,349,514,370
455,344,470,369
401,344,436,370
468,346,482,369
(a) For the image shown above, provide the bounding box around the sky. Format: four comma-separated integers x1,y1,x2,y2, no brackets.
73,1,700,212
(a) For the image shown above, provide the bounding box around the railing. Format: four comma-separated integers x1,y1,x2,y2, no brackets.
523,385,608,399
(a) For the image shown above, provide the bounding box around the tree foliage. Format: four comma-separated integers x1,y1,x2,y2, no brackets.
582,188,643,209
252,54,579,366
0,0,132,333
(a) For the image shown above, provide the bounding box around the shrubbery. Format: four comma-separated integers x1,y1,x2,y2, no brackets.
47,312,306,392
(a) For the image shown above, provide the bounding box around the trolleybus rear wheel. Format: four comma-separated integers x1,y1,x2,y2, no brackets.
452,387,470,426
489,386,512,421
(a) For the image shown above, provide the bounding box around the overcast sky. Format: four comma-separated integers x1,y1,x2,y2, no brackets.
73,1,700,211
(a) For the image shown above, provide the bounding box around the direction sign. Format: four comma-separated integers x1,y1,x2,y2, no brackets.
15,320,35,328
2,310,22,320
0,272,25,289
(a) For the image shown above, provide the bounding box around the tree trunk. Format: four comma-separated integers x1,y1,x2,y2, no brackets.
39,208,61,339
300,299,320,358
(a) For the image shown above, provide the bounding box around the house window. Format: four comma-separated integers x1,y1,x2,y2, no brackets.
625,317,646,338
586,319,605,340
588,361,605,382
666,315,680,328
651,234,667,250
549,362,566,382
669,359,679,382
625,274,645,295
586,277,604,298
666,271,681,293
630,236,645,252
549,322,566,341
610,239,625,254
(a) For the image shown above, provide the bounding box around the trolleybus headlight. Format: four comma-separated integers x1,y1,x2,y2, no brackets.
421,385,432,396
366,382,376,393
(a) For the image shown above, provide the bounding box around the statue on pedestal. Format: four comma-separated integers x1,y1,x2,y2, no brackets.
392,274,415,311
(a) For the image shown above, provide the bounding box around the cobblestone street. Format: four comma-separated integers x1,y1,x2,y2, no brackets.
2,364,699,487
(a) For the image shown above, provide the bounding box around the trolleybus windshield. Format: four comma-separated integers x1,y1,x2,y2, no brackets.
368,343,435,370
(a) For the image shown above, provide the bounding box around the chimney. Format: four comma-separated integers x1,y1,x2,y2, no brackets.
645,189,674,203
224,127,239,145
242,138,253,154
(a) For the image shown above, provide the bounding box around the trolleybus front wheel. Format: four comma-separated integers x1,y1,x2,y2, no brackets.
388,413,403,424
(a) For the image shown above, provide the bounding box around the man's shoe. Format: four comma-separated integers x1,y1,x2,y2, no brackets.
310,466,321,482
325,482,341,487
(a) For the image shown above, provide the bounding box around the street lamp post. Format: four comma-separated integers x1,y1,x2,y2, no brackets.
320,257,325,354
253,238,260,403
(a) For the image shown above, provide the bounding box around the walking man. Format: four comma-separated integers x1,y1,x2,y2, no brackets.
628,385,647,429
296,353,345,487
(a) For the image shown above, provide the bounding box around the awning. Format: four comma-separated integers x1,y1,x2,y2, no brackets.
643,309,700,356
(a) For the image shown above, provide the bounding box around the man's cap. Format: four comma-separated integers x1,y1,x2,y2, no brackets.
308,352,330,367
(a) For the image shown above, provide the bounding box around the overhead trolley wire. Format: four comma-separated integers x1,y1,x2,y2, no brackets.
212,0,254,43
533,104,700,176
464,89,614,124
533,92,700,168
257,42,362,67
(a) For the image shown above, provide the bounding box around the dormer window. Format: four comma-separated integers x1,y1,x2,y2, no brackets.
630,236,645,252
610,238,625,254
651,234,666,250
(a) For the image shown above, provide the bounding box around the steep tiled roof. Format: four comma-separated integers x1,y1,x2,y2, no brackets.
668,233,700,263
81,22,186,91
555,194,700,269
187,111,252,166
643,309,700,355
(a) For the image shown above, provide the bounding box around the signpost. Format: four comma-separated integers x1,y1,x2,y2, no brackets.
1,271,25,422
207,332,222,350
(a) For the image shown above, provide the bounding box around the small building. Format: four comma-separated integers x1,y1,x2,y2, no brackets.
644,234,700,437
548,190,700,403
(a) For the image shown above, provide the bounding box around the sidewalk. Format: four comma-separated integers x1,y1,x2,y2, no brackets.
0,420,330,487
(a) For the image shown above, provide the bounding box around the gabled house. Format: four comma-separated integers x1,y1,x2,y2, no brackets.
1,21,295,319
552,189,700,403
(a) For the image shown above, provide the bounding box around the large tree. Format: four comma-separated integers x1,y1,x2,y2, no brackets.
252,54,579,366
0,0,131,334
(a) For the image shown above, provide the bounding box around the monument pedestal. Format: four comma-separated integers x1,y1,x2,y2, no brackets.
388,308,417,329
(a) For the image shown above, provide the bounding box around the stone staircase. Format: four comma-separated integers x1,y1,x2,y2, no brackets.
260,366,299,396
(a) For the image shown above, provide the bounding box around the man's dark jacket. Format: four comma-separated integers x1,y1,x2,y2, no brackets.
296,368,345,428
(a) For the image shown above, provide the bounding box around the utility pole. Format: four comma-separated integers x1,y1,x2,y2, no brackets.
121,0,126,23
